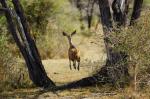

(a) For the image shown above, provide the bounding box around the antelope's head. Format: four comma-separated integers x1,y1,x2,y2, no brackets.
62,30,76,46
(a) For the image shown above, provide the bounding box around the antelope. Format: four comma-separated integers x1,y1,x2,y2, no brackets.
62,30,80,70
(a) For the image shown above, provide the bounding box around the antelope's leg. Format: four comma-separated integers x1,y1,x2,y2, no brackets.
73,61,76,69
77,58,80,71
77,62,80,71
69,60,72,70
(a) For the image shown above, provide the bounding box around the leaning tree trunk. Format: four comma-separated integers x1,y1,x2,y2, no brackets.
130,0,143,25
0,0,55,89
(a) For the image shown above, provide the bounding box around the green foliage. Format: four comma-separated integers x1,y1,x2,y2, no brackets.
0,17,6,26
24,0,55,33
144,0,150,4
0,19,12,70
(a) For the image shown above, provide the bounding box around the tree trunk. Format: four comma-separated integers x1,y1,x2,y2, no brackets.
87,0,95,28
98,0,112,31
130,0,143,25
98,0,131,63
98,0,113,62
0,0,55,89
112,0,129,26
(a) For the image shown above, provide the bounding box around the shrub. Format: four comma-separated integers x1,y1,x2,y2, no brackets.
110,10,150,90
0,17,32,92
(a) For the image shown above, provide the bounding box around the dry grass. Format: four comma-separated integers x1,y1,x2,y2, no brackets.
0,85,150,99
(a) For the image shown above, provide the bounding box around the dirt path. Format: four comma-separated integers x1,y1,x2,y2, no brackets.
43,59,102,85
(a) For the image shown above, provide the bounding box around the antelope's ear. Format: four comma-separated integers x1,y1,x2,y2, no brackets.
71,30,76,36
62,32,67,36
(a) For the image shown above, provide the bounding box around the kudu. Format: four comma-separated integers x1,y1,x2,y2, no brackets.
62,30,80,70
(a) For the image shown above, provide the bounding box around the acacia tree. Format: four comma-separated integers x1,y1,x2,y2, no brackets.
0,0,55,89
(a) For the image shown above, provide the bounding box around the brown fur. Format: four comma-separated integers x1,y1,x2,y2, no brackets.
69,47,80,61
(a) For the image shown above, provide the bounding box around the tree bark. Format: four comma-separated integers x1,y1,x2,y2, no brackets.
0,0,55,89
98,0,113,62
112,0,129,26
87,0,95,28
130,0,143,25
98,0,112,31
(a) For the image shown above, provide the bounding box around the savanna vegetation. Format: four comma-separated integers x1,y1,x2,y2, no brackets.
0,0,150,98
0,0,94,92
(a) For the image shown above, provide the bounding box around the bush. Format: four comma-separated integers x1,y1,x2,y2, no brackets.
24,0,56,33
110,10,150,89
0,16,32,92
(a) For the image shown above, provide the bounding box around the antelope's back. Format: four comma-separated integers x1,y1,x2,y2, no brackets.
68,47,80,60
